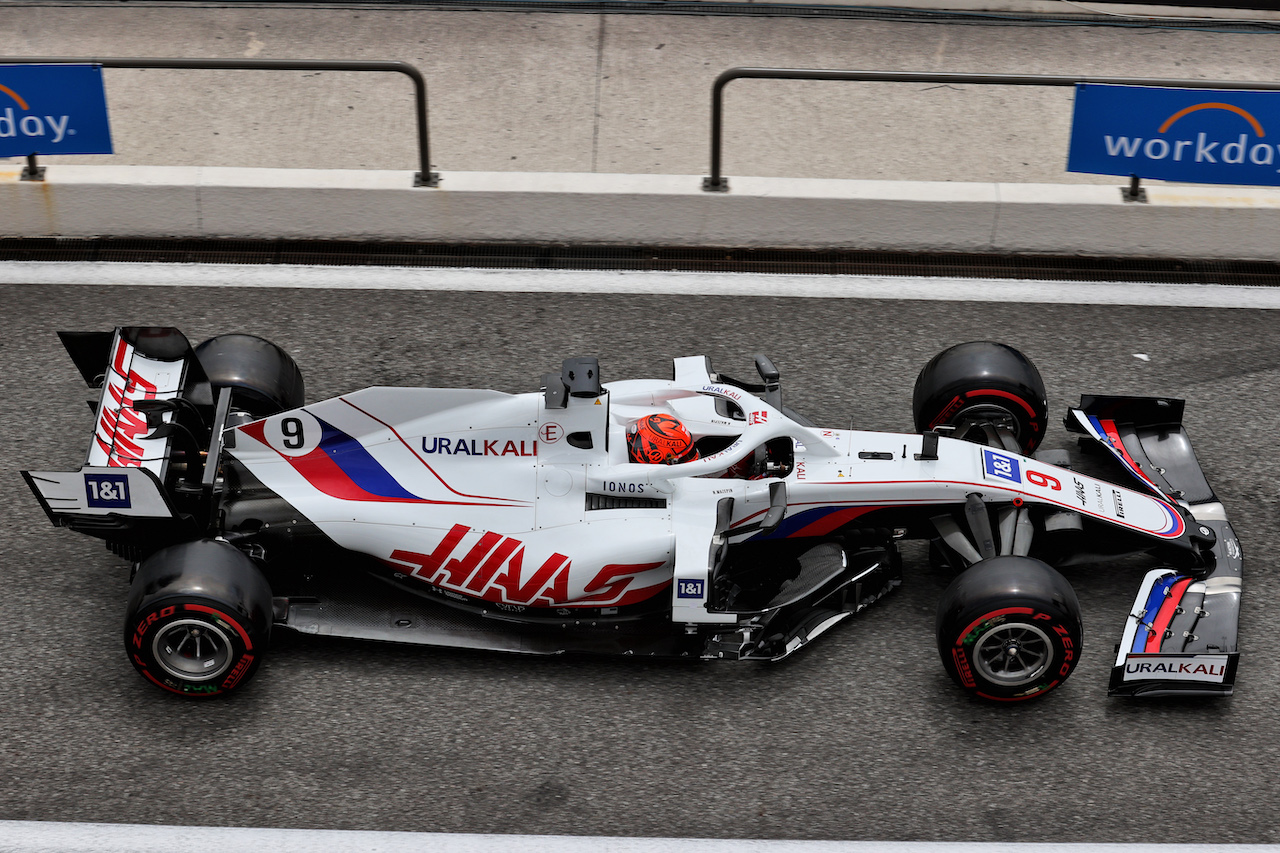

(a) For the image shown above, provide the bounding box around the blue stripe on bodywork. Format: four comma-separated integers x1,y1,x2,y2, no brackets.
317,418,421,501
747,506,847,541
1132,572,1180,653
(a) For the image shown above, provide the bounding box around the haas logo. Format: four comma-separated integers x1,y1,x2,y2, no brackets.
388,525,665,609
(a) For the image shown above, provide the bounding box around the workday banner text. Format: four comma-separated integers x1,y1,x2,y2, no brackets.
0,64,112,157
1067,84,1280,187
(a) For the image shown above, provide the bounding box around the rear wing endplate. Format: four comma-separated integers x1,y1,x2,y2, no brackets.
23,466,177,523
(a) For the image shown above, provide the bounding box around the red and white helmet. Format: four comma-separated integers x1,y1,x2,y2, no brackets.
628,413,699,465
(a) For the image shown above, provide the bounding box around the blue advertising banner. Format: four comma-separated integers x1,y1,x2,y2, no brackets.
0,64,113,157
1067,84,1280,187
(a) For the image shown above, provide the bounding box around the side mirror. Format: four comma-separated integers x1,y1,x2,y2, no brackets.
754,354,782,409
759,482,787,533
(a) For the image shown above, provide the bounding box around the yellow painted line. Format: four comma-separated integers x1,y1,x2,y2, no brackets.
1148,191,1280,208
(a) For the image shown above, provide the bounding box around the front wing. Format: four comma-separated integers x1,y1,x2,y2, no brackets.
1067,396,1241,696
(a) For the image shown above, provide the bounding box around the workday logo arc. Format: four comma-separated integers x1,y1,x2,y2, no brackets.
0,84,30,111
1067,84,1280,187
0,64,113,157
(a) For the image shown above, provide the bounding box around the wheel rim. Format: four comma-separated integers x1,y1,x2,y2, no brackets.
951,403,1021,443
972,622,1053,687
152,618,234,682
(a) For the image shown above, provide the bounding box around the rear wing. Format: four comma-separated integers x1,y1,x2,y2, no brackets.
1066,396,1241,697
23,328,221,560
67,328,200,478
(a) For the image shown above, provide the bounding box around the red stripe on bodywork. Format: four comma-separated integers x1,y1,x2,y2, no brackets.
789,506,882,538
1098,418,1163,492
289,445,429,504
242,419,414,503
1144,577,1193,653
239,420,268,445
802,477,1184,540
729,508,768,529
237,418,512,507
340,398,530,506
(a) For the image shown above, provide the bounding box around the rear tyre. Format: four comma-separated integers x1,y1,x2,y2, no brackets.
194,333,305,418
912,342,1048,455
124,539,273,697
936,556,1082,701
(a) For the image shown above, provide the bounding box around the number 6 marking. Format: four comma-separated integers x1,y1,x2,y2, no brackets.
1027,470,1061,491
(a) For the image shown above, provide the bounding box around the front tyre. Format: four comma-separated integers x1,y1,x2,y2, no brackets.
124,540,273,697
936,556,1082,702
912,341,1048,455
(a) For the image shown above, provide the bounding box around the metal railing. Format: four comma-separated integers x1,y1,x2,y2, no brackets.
703,67,1280,193
1,57,438,187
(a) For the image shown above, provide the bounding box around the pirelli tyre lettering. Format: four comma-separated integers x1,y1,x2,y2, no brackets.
936,557,1083,701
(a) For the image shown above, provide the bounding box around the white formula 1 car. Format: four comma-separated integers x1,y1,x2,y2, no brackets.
25,328,1241,700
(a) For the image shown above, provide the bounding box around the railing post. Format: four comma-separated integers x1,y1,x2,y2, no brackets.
703,67,1280,193
701,69,735,193
0,57,439,187
20,152,44,182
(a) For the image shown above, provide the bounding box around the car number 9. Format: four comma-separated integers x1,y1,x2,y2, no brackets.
264,410,322,457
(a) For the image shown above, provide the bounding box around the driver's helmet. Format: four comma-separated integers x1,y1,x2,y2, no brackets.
628,413,699,465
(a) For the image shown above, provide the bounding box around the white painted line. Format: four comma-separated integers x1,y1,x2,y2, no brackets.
2,261,1279,310
1,824,1278,853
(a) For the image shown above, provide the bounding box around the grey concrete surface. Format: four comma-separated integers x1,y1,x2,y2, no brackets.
2,278,1279,840
6,166,1280,258
3,4,1280,183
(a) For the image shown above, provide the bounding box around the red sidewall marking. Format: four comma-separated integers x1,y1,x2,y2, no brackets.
956,606,1035,646
966,388,1039,420
183,603,253,650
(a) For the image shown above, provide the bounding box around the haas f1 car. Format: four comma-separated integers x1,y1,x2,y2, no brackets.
24,328,1242,700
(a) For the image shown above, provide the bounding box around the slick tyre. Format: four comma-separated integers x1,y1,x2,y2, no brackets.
124,540,273,697
194,333,305,418
936,556,1082,702
912,342,1048,455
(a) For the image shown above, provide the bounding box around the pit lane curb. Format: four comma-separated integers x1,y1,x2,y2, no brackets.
3,165,1279,260
2,823,1279,853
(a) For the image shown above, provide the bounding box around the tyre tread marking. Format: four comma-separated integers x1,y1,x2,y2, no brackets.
963,388,1040,422
183,603,253,651
955,606,1035,646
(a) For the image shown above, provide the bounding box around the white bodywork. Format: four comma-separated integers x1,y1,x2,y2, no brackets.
86,332,183,474
225,356,1189,621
